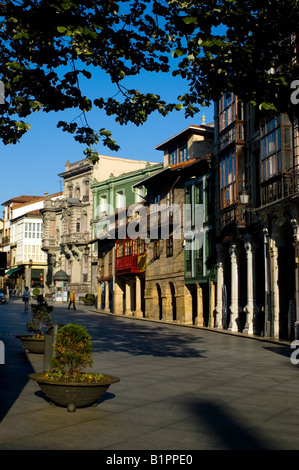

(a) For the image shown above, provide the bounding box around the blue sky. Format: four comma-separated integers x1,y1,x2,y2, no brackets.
0,67,214,206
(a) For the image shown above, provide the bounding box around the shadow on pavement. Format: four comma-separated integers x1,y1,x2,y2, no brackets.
188,399,275,450
74,314,208,359
0,335,36,422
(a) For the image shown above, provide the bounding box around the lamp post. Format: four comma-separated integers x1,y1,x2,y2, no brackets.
28,258,33,289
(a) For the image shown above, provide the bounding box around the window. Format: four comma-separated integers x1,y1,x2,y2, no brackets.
261,117,281,181
100,195,107,215
116,190,125,209
68,185,73,198
83,180,89,201
124,240,131,256
25,222,43,239
196,246,203,276
117,241,123,258
170,148,177,165
185,180,205,227
153,241,160,259
166,236,173,257
153,194,160,205
220,149,237,208
49,220,55,239
76,219,80,232
219,93,237,132
180,144,187,162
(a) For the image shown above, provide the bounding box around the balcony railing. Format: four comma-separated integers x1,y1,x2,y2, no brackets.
220,203,246,229
61,232,90,245
260,164,299,207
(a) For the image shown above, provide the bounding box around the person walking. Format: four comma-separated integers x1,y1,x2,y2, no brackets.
5,286,9,304
68,289,76,310
22,286,31,312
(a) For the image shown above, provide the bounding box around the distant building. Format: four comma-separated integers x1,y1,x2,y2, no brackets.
41,155,162,301
1,194,62,294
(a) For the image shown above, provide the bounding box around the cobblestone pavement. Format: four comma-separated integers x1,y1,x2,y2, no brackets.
0,297,297,452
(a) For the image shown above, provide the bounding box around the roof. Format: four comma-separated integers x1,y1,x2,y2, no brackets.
2,195,44,206
132,154,212,188
155,124,214,151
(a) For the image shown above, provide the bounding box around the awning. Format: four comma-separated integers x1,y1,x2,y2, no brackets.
5,266,24,276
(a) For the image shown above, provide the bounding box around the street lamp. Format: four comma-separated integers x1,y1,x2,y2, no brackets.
239,186,250,205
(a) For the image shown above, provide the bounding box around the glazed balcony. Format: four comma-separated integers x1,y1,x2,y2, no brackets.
115,239,146,275
260,164,299,207
220,203,246,230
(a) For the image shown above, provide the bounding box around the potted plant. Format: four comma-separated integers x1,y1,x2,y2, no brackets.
83,293,95,306
16,302,53,354
29,323,120,412
32,287,40,300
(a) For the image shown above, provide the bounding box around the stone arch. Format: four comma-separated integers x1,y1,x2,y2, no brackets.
272,214,296,340
169,282,177,321
155,283,163,320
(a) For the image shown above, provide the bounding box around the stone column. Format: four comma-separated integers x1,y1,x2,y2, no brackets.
263,227,271,337
113,280,124,315
243,234,256,335
194,283,204,326
104,281,110,313
210,281,216,328
97,282,102,310
134,276,143,317
228,241,239,332
124,281,132,316
270,241,279,339
291,219,299,339
214,244,224,328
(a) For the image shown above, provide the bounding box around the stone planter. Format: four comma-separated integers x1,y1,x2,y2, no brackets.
16,335,45,354
28,372,120,412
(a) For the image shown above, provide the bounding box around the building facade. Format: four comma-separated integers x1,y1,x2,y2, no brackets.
92,162,163,314
41,155,161,301
213,93,299,341
133,123,216,324
1,194,60,295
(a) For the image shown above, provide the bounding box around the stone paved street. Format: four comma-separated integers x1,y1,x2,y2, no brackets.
0,297,298,452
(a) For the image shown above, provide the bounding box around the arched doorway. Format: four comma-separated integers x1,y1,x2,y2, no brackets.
156,283,163,320
169,282,177,321
273,216,296,340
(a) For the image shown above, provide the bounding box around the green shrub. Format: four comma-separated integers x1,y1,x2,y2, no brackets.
32,288,40,297
83,293,95,305
26,304,53,336
51,323,93,375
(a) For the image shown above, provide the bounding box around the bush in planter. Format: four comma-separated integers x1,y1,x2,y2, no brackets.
28,323,120,411
49,323,105,382
51,324,92,375
32,287,40,297
83,293,95,306
26,303,53,338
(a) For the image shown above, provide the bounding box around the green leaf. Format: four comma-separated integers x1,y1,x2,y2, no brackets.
182,17,198,25
172,48,184,58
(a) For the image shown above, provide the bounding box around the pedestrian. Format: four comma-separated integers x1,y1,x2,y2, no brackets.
5,286,9,304
22,286,31,312
68,289,76,310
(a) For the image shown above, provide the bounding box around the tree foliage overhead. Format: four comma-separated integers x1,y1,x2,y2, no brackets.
0,0,298,162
